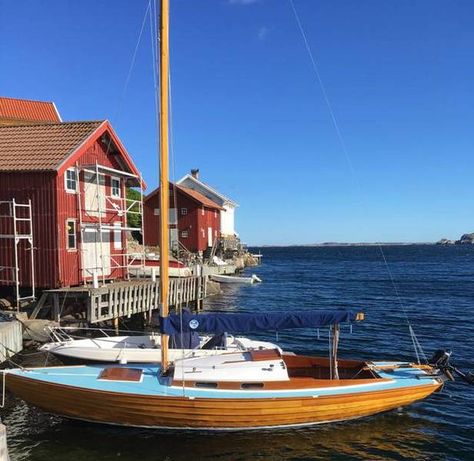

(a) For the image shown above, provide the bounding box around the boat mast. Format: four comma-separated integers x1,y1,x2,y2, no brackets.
159,0,170,372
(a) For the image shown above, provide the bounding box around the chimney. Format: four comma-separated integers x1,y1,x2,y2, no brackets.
191,168,200,180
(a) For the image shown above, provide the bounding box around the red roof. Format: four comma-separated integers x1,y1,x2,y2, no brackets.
146,183,224,210
0,96,61,124
0,120,145,188
178,185,224,210
0,121,103,171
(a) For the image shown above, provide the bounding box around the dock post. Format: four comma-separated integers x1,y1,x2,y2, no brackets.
92,271,99,289
52,294,60,323
0,423,10,461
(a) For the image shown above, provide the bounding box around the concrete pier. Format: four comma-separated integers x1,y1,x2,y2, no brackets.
0,320,22,363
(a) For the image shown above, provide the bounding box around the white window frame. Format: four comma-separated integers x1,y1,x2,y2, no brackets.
154,208,160,216
66,219,77,250
181,208,188,215
201,207,205,216
181,230,188,238
201,227,205,238
65,168,77,193
111,176,121,198
113,222,122,250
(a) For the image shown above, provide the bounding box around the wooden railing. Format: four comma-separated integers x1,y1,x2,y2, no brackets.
87,276,206,323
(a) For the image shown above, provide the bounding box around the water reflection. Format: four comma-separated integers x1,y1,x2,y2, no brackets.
4,401,447,461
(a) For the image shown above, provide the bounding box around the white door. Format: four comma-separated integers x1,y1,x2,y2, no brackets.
208,227,213,247
82,228,111,277
170,228,179,251
84,172,106,217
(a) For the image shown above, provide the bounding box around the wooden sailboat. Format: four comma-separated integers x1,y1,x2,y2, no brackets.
4,309,446,430
3,0,453,430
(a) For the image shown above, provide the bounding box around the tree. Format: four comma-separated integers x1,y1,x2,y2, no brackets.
126,188,143,242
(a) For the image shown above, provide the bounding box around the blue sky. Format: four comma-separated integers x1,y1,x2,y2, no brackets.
1,0,473,245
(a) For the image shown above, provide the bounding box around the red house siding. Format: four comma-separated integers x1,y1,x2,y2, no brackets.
0,172,59,288
56,139,129,287
144,186,221,253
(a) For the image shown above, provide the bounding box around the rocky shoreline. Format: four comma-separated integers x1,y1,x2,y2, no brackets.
437,233,474,245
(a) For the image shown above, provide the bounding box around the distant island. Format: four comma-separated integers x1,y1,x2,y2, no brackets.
259,242,432,248
437,233,474,245
256,234,474,248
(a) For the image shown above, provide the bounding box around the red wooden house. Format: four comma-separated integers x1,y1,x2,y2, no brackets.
0,119,144,298
143,183,222,254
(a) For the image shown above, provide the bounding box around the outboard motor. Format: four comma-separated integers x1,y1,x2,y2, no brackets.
429,349,474,385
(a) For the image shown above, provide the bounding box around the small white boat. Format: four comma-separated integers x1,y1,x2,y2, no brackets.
211,273,262,284
40,327,278,364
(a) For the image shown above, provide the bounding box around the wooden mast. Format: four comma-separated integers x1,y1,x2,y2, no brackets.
159,0,170,372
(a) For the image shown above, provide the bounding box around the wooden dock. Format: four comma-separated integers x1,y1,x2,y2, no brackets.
31,276,207,324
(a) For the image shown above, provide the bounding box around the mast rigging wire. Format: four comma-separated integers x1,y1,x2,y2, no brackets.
288,0,426,363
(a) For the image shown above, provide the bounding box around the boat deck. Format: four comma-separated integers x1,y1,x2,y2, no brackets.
6,359,440,400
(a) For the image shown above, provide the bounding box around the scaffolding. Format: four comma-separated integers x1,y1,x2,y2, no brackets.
77,161,146,285
0,199,35,308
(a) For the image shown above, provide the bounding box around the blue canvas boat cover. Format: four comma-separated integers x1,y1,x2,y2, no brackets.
160,310,363,335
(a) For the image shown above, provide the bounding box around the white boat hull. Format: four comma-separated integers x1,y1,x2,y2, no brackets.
211,274,261,284
40,334,278,364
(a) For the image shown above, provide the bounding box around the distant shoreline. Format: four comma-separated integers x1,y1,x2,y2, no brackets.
253,242,435,248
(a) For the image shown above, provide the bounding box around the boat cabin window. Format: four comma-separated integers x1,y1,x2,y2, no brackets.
241,382,264,389
195,382,218,389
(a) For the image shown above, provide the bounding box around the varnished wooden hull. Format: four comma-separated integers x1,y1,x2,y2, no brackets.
6,373,441,430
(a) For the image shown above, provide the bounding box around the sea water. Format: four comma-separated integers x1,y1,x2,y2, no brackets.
3,245,473,460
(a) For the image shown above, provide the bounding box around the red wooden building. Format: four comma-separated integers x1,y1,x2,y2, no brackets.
0,119,144,298
143,184,222,254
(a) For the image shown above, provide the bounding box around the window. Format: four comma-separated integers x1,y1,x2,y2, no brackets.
181,208,188,215
214,210,217,218
66,220,76,249
201,207,205,216
65,168,77,192
111,177,121,198
201,228,205,238
114,222,122,250
195,382,218,389
181,230,188,238
154,208,160,216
